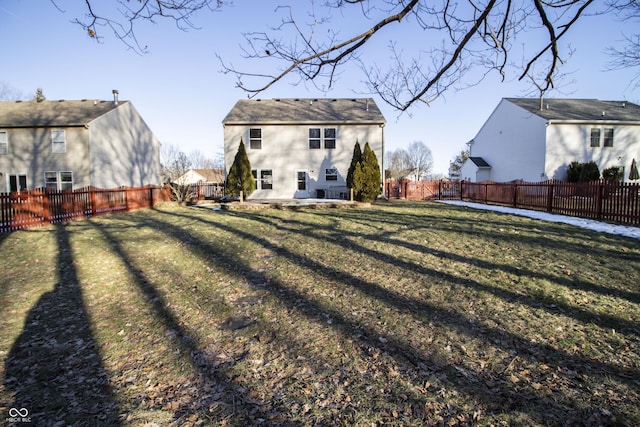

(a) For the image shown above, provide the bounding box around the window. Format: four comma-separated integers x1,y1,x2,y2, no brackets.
60,171,73,191
590,128,601,147
0,131,7,154
45,171,73,191
309,128,337,149
251,169,273,190
325,168,338,181
324,128,336,149
309,128,321,149
260,170,273,189
9,174,27,192
603,128,614,147
249,128,262,149
297,171,307,190
52,129,66,153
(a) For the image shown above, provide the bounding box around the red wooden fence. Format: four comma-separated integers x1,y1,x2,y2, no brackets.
385,179,640,226
0,185,172,233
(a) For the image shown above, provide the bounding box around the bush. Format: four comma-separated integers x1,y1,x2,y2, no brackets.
602,166,623,182
567,161,600,182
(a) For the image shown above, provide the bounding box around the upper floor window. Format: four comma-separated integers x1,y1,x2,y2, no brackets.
309,128,337,149
590,128,600,147
0,131,7,154
52,130,66,153
603,128,614,147
249,128,262,149
309,128,321,149
324,128,336,149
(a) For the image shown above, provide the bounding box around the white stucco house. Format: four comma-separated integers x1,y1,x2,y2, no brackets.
222,98,386,199
0,96,161,192
460,98,640,182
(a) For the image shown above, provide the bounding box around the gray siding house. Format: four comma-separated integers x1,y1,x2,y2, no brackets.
461,98,640,182
0,98,161,193
222,98,386,199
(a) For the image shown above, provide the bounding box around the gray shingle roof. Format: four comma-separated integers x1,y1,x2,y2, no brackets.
222,98,386,124
0,100,125,127
505,98,640,122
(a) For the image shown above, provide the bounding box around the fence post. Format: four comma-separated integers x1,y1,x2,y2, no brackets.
149,186,154,208
596,181,603,220
42,190,51,225
125,187,130,211
546,182,554,213
90,188,97,217
512,183,518,208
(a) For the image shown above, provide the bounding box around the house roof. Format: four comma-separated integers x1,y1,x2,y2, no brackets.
0,99,126,127
505,98,640,122
469,157,491,168
190,169,225,182
222,98,386,125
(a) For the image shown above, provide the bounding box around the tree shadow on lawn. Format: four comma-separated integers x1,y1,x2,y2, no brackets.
3,223,121,425
151,208,639,425
250,209,640,333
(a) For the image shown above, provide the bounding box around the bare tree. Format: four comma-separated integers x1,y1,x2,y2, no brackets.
605,1,640,89
160,143,197,202
406,141,434,181
62,1,638,110
386,149,413,180
0,82,24,101
220,0,600,110
55,0,225,53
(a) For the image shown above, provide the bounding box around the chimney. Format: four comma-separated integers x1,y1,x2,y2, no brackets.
366,99,369,112
112,89,119,105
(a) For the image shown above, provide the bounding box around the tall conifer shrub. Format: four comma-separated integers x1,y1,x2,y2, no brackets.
225,139,256,198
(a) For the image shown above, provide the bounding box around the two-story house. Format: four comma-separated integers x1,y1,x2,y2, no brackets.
460,98,640,182
222,98,386,199
0,97,161,193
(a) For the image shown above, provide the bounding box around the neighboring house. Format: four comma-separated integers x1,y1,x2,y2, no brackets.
222,98,386,199
460,98,640,182
177,168,225,185
0,97,161,193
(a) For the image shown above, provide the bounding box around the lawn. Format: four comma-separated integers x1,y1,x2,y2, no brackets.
1,201,639,426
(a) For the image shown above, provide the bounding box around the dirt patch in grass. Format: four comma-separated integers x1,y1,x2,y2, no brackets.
1,201,639,425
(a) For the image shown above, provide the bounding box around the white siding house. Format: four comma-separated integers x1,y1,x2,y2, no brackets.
0,98,161,192
222,98,386,199
460,98,640,182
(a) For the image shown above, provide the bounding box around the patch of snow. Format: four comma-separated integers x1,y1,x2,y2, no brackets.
439,200,640,240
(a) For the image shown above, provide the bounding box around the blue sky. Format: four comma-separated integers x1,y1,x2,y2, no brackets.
1,1,638,175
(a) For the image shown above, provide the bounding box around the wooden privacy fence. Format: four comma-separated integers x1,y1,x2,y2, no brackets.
386,179,640,226
0,185,172,233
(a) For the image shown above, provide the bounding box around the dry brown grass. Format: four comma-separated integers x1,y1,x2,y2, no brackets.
1,200,639,426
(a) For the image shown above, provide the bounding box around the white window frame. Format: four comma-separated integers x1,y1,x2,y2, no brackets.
325,167,338,181
324,128,336,149
603,128,614,147
52,129,66,153
8,174,27,192
590,128,600,147
308,127,337,150
249,128,262,150
251,169,273,190
44,171,73,191
0,131,8,154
